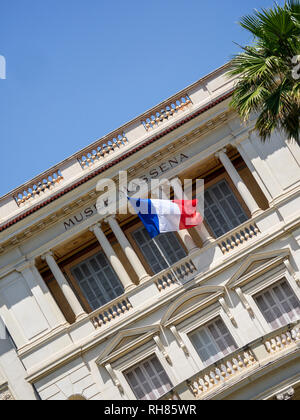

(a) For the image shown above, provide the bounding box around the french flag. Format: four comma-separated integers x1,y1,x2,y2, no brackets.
128,197,203,238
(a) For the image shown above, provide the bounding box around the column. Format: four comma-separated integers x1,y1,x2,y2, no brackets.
171,177,214,247
90,223,135,292
153,182,199,254
215,148,262,217
42,252,86,320
18,260,67,327
106,215,151,283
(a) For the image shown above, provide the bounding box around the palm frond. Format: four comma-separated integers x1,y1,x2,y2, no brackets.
227,0,300,144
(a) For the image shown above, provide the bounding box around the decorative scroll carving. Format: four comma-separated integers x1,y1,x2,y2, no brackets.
0,387,14,400
236,287,254,317
170,325,190,356
219,297,236,326
153,335,172,364
283,259,300,287
105,363,124,394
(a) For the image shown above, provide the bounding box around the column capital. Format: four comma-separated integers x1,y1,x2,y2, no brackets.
89,222,102,233
104,214,117,224
15,257,36,273
41,251,54,261
215,148,227,159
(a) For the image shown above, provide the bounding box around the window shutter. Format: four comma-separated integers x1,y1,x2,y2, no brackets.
255,280,300,329
71,252,124,311
189,318,237,366
132,227,186,274
204,180,248,238
125,356,172,400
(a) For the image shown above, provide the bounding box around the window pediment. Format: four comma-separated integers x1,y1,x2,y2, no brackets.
226,249,290,290
96,325,160,365
161,285,225,327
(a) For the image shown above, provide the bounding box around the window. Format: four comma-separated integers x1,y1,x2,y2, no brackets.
204,179,248,238
71,252,124,311
189,317,237,366
132,226,186,274
125,355,172,400
254,280,300,329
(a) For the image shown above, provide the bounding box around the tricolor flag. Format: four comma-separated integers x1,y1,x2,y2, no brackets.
128,197,203,238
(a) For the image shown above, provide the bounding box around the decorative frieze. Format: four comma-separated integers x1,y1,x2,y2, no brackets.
142,95,192,131
14,170,64,207
77,133,128,169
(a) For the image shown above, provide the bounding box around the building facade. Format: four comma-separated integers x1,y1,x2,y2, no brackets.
0,64,299,400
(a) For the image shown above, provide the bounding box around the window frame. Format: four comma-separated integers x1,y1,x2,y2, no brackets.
125,219,188,276
203,177,249,239
64,245,124,314
202,172,251,237
110,341,177,401
188,316,238,368
240,266,300,334
171,303,243,372
124,354,173,400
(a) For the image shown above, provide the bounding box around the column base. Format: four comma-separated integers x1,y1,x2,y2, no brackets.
124,283,136,293
202,237,215,247
188,246,201,255
74,312,88,322
251,208,264,218
138,274,152,284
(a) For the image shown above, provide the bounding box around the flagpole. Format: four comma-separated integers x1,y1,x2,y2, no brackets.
124,189,181,284
152,237,181,285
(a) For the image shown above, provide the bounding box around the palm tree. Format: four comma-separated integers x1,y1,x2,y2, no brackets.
228,1,300,144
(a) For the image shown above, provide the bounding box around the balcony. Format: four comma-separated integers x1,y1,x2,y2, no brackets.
160,322,300,400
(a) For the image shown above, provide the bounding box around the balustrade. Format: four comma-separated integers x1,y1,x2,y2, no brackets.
14,170,63,206
218,222,260,254
154,258,197,291
264,324,300,354
188,350,257,398
78,134,128,169
142,95,192,131
90,297,133,329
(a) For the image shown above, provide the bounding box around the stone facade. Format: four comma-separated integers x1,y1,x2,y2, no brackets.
0,64,299,400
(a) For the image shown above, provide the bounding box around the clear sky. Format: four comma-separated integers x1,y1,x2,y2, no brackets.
0,0,281,196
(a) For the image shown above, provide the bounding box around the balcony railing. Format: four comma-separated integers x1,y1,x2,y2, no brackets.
154,256,198,292
160,322,300,400
217,220,260,255
90,296,133,329
187,349,258,398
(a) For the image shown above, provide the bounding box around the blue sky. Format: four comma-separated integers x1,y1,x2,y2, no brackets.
0,0,280,196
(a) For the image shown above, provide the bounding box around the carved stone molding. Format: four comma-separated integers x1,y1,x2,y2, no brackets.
0,387,14,400
105,363,124,395
276,387,294,400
